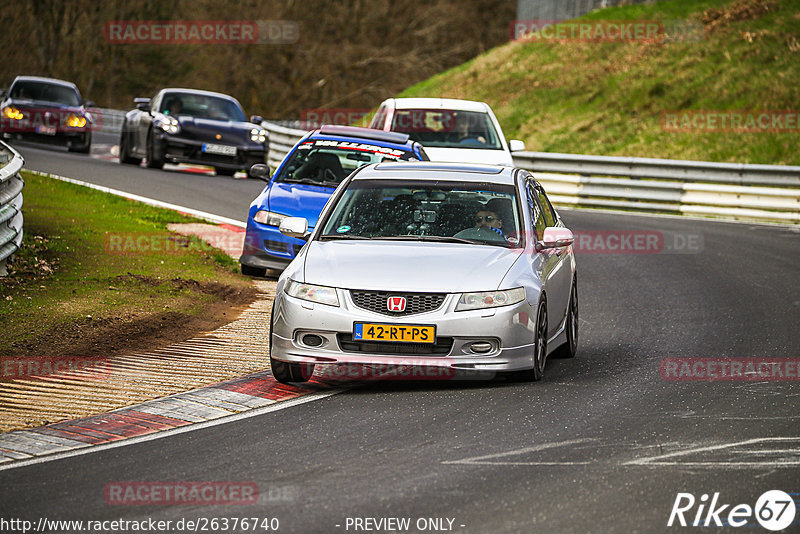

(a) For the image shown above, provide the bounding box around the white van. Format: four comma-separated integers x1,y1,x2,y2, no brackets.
369,97,525,166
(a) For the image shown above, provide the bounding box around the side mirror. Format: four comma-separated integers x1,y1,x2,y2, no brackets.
134,97,150,111
250,115,264,125
0,88,7,99
248,163,271,181
537,227,574,250
509,139,526,152
84,100,95,108
279,217,310,240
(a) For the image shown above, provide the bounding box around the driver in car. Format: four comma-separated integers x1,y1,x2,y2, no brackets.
475,209,503,235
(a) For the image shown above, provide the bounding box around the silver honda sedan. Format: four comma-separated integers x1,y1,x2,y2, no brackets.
269,162,578,383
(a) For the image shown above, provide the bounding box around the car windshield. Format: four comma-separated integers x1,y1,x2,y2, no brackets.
9,81,81,106
390,109,502,150
275,140,421,187
159,92,246,121
319,179,523,248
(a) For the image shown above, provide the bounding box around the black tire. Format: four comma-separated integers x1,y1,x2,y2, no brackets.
241,263,266,277
505,299,548,382
119,127,142,165
145,130,164,169
553,279,578,359
68,132,91,154
215,167,237,176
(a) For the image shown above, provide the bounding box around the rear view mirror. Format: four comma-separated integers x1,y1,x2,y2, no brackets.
509,139,526,152
279,217,310,240
248,163,271,181
134,97,150,111
537,227,574,250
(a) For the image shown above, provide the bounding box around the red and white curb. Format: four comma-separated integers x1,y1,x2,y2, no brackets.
0,370,336,466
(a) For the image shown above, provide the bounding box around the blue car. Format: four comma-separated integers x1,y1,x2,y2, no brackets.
240,125,428,275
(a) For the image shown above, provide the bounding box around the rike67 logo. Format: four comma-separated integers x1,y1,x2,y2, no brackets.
668,490,796,531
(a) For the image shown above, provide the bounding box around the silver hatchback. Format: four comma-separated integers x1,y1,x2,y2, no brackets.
269,162,578,383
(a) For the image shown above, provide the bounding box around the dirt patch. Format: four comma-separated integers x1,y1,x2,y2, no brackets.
1,276,259,358
702,0,779,33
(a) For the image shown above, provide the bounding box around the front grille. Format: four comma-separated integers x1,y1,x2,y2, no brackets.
264,239,289,254
350,290,446,316
338,334,453,355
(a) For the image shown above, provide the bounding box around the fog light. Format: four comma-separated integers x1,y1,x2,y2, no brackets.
470,342,493,354
302,334,324,347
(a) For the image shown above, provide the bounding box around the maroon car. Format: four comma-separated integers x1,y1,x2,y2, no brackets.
0,76,94,153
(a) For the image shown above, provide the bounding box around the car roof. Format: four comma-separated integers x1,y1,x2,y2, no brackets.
354,161,515,184
314,125,411,145
385,98,490,113
159,87,240,102
12,76,79,90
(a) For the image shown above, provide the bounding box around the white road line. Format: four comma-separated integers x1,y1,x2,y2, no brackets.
26,170,246,228
442,438,596,466
625,437,800,467
0,389,342,473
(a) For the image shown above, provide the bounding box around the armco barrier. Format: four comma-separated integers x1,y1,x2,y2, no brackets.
0,141,24,276
101,115,800,224
513,152,800,223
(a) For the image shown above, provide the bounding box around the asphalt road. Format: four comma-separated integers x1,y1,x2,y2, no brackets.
2,139,799,533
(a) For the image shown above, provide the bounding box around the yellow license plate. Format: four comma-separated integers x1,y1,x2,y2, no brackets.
353,323,436,344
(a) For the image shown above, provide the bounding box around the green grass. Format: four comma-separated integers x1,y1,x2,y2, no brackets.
0,171,251,354
398,0,800,164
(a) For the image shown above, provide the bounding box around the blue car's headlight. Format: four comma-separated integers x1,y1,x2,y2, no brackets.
455,288,525,311
154,115,180,134
253,210,286,226
285,280,339,307
250,128,267,143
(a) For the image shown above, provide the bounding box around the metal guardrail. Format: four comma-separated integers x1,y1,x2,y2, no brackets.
104,118,799,224
513,152,800,223
92,107,126,135
0,141,25,276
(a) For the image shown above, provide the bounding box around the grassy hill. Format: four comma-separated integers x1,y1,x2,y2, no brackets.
398,0,800,165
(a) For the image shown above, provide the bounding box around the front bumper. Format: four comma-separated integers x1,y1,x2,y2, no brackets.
154,133,266,170
270,287,539,377
239,220,307,271
2,126,89,148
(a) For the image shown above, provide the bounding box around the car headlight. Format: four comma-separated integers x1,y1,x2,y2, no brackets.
253,210,286,226
3,107,23,120
65,114,87,128
285,279,339,307
250,128,267,143
154,115,180,134
455,287,526,311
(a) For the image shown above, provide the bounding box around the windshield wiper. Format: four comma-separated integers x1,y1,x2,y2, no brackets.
380,235,481,245
280,178,338,187
319,234,372,240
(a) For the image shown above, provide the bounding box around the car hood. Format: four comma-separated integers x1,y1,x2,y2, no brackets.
5,98,85,114
176,116,258,144
423,146,513,166
267,182,335,228
301,240,521,292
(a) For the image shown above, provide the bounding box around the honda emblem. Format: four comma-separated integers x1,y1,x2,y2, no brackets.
387,296,407,312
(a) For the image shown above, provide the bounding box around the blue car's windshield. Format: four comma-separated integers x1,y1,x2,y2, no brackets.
160,93,246,122
320,179,523,248
275,139,421,186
